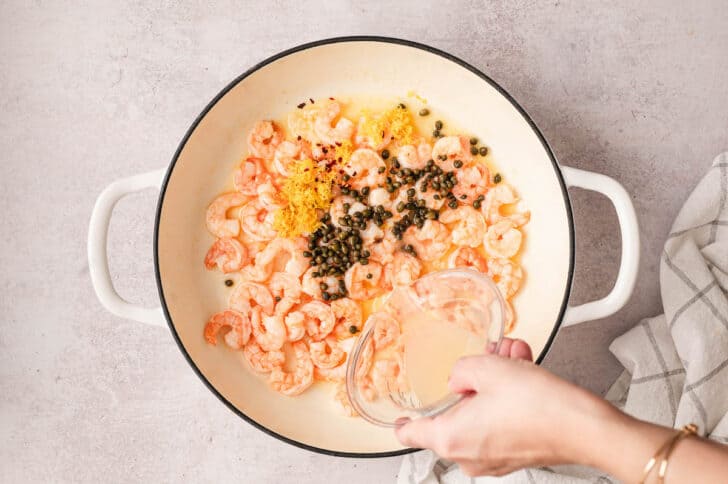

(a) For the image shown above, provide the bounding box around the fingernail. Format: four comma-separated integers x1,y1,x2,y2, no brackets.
394,417,411,428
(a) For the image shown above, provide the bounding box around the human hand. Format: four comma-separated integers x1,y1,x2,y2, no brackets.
394,338,616,477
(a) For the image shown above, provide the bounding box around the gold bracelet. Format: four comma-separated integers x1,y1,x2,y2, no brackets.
639,424,698,484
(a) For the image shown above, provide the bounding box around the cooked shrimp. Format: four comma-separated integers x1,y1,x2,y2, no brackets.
488,258,523,299
334,382,358,417
369,311,401,350
484,219,522,258
269,341,314,396
397,144,426,170
301,267,339,300
254,237,310,279
452,163,490,201
431,135,473,171
300,300,336,341
204,237,248,273
273,140,304,178
402,220,450,261
242,341,285,373
360,223,384,245
309,336,345,369
368,232,397,265
371,357,409,395
314,362,346,382
205,192,248,238
439,206,487,248
247,120,282,159
448,246,488,272
344,261,385,301
482,183,531,227
358,374,379,402
343,149,386,190
383,252,422,288
331,297,363,338
228,281,275,316
368,187,392,208
234,157,272,196
203,310,251,349
283,308,306,342
313,100,355,145
256,180,280,209
250,306,287,351
239,199,277,242
269,272,303,301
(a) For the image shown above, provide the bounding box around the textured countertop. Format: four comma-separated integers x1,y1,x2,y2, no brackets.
1,1,727,482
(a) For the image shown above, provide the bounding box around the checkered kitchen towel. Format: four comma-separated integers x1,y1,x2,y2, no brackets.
398,153,728,483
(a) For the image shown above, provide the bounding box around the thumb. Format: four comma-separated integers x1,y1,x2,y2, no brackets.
394,416,437,449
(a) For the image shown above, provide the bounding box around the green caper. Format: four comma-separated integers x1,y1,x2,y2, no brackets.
435,120,443,130
494,173,502,184
360,258,369,265
469,137,478,145
479,146,488,156
361,186,370,196
453,160,463,169
418,108,430,116
432,129,440,137
349,325,358,334
417,199,426,207
426,210,437,220
392,158,400,169
396,201,406,212
473,200,482,209
377,166,386,174
460,194,467,200
322,292,330,301
470,146,478,155
342,174,351,182
386,185,396,193
381,149,390,159
303,251,312,258
398,102,406,109
320,282,329,290
275,295,281,302
448,200,458,209
224,279,234,287
341,187,350,195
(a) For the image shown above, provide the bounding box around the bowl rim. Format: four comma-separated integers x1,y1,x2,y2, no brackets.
153,35,576,458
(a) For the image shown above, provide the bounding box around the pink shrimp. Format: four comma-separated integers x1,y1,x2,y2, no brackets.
371,357,409,396
482,183,531,227
344,261,385,301
402,220,450,261
268,272,303,301
343,149,386,190
203,237,248,273
369,311,401,350
247,120,282,160
313,100,355,145
283,308,306,342
330,297,363,339
228,281,275,316
354,115,392,151
383,252,422,288
309,336,346,369
484,219,522,259
488,258,523,299
452,163,490,202
253,237,310,280
299,300,336,341
431,135,474,171
396,140,432,170
314,362,347,382
301,267,339,300
439,206,487,248
273,140,304,178
269,341,314,396
250,306,287,351
205,192,248,238
368,232,397,265
448,246,488,273
239,199,277,242
234,157,272,196
242,341,285,373
203,310,251,349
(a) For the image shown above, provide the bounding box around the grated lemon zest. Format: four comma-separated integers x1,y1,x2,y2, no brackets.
358,105,416,147
273,159,337,237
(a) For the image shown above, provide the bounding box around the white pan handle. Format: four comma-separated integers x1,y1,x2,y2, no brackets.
560,166,640,327
87,169,167,327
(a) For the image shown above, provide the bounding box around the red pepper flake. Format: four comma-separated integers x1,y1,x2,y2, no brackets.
335,142,342,147
338,169,344,174
304,168,310,172
297,135,302,141
329,97,334,100
352,171,358,176
316,143,322,147
337,157,343,162
297,102,306,109
309,98,315,104
322,147,328,154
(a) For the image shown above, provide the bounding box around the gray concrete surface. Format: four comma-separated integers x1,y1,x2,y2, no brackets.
1,1,726,482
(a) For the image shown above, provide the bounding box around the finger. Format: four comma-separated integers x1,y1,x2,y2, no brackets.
509,339,533,361
394,416,437,449
497,337,514,357
447,355,488,393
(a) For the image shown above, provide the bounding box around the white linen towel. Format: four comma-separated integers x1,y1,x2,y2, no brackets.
398,153,728,484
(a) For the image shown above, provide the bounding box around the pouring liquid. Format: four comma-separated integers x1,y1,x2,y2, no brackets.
402,305,488,407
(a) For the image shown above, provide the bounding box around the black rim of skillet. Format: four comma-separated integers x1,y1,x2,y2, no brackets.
153,35,576,458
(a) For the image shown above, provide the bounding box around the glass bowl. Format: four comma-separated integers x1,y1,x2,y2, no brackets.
345,268,505,427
